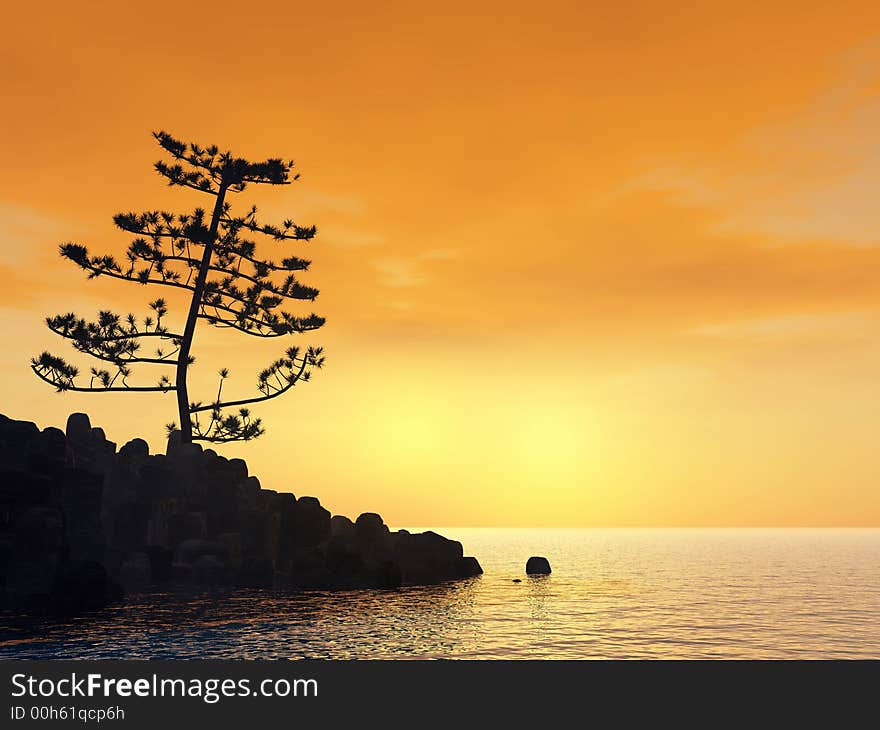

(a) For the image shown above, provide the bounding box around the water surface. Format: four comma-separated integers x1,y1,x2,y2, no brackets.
2,528,878,659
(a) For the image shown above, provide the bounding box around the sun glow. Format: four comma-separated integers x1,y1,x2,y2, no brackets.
3,1,880,526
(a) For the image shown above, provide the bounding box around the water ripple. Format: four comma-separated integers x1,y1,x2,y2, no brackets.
1,528,879,659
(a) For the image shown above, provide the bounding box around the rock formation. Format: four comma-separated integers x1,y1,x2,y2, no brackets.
0,413,482,616
525,556,551,574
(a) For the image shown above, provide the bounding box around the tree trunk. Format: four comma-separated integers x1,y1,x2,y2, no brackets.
175,182,229,443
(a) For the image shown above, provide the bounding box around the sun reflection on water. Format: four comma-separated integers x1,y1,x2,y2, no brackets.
2,528,879,659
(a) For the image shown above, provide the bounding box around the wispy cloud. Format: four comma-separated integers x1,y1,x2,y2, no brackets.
289,189,367,217
0,202,66,266
371,248,460,289
419,248,459,260
320,222,385,248
689,312,874,339
373,258,426,288
626,42,880,246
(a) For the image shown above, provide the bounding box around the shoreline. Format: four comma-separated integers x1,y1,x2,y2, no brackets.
0,412,482,617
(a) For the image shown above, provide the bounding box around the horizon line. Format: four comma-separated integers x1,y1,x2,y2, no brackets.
402,525,880,530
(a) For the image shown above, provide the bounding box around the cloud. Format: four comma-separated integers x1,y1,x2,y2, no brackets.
626,43,880,245
368,249,459,290
320,222,385,248
0,202,84,308
0,202,66,266
383,300,414,311
689,312,874,340
419,248,460,260
289,189,367,217
373,258,426,287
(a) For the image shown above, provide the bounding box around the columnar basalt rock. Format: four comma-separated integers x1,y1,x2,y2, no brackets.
0,412,483,616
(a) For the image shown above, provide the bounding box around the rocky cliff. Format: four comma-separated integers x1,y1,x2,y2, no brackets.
0,412,481,616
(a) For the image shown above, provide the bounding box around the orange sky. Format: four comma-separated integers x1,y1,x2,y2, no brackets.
3,1,880,525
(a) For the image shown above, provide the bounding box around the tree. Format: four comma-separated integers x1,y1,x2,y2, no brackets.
31,131,326,444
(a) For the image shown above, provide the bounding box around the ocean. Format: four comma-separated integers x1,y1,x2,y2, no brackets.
2,528,879,659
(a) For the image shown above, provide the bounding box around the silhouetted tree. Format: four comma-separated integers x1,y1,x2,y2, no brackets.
32,131,326,444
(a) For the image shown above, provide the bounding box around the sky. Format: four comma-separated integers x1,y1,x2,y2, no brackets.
2,1,880,526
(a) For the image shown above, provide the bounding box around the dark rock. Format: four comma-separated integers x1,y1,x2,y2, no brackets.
6,505,65,610
177,539,227,564
267,492,297,566
355,513,392,562
13,506,65,555
64,414,112,474
239,476,262,503
239,509,270,559
169,512,207,545
193,555,227,586
1,421,40,470
65,412,92,447
237,556,273,588
8,420,40,443
457,556,483,577
38,427,69,464
102,460,138,516
0,469,35,508
366,559,403,589
326,534,364,576
0,411,483,606
292,496,331,547
206,453,229,472
201,449,220,473
285,546,330,589
0,530,13,591
53,560,122,616
139,545,173,583
60,468,106,561
165,429,182,456
171,562,195,586
355,511,384,537
356,512,389,545
269,492,296,512
393,530,464,584
119,438,150,465
218,533,243,570
5,555,60,610
330,515,356,541
106,503,149,554
205,473,240,537
526,556,551,574
138,456,177,501
90,429,117,473
119,552,152,593
180,441,203,458
227,458,248,482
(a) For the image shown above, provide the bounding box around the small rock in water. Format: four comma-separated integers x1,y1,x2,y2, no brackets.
526,556,551,574
512,578,522,583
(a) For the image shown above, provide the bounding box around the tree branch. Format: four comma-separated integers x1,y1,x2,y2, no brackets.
31,365,175,393
189,356,309,413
